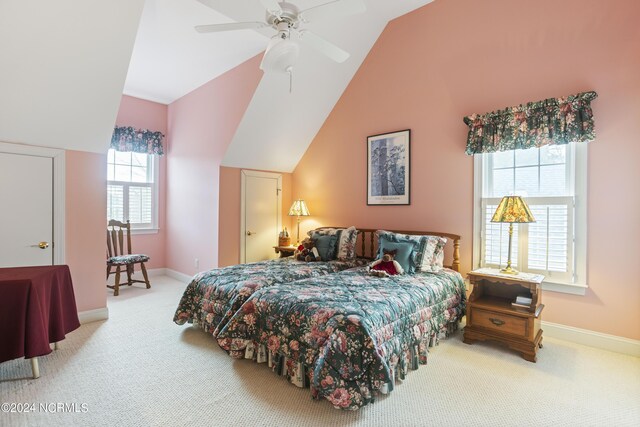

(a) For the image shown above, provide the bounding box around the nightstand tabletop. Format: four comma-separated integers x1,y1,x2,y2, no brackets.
469,267,544,285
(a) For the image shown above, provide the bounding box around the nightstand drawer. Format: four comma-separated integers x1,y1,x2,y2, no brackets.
472,308,527,337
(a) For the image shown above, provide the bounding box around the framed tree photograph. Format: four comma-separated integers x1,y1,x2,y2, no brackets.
367,129,410,205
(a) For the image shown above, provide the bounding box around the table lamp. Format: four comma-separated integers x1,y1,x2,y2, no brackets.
491,196,536,274
288,199,310,246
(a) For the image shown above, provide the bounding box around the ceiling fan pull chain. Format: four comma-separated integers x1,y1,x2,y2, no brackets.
287,67,293,93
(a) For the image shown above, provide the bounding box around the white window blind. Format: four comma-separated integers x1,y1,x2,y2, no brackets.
477,144,579,283
106,149,157,229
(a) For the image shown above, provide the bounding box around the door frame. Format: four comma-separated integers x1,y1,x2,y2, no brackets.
0,141,65,264
240,169,282,264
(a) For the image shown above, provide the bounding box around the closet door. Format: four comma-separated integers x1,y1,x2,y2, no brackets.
241,170,282,263
0,152,53,267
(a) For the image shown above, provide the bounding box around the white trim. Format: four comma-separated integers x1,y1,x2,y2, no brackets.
106,267,170,285
542,321,640,357
78,307,109,324
0,141,65,265
573,142,588,287
130,228,159,235
152,153,160,229
165,268,193,283
472,154,484,269
472,143,588,294
145,267,167,277
107,149,159,230
53,150,65,265
240,170,282,264
542,280,587,296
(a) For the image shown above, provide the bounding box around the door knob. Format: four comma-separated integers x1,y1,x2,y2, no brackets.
32,241,49,249
246,231,255,236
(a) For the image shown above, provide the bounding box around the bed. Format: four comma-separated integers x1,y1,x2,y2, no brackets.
216,230,465,410
173,227,370,337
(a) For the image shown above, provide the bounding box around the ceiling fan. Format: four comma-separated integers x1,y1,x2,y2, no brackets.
195,0,366,75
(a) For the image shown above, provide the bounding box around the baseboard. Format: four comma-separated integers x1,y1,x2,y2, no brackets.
78,307,109,324
146,268,167,277
106,267,167,285
164,268,192,283
542,321,640,357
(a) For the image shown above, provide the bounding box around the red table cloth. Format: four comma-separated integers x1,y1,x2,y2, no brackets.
0,265,80,363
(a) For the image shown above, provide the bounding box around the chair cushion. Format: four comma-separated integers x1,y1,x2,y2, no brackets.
108,254,150,265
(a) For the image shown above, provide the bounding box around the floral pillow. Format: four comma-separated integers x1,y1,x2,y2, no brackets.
376,230,446,272
308,226,358,260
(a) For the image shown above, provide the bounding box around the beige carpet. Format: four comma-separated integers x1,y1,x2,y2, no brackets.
1,276,639,427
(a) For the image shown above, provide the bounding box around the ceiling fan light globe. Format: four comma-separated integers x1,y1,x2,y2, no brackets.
260,38,300,73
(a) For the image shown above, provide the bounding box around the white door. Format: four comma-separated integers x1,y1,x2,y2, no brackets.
0,152,54,267
241,171,281,263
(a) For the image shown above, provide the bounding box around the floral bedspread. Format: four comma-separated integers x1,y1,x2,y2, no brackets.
173,258,366,337
217,268,466,410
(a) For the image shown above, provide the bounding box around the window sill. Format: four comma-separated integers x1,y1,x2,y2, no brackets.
130,228,159,235
542,280,587,296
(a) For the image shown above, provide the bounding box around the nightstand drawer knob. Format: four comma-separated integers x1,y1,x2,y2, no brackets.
489,318,505,326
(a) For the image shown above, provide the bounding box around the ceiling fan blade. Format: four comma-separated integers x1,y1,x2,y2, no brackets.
260,0,283,16
300,0,366,23
299,30,350,63
195,22,268,33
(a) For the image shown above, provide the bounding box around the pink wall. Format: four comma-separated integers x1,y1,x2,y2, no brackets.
114,95,167,269
218,166,293,267
292,0,640,340
166,55,263,276
65,150,107,312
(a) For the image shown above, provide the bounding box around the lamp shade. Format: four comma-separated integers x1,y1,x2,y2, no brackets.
288,199,310,217
491,196,536,223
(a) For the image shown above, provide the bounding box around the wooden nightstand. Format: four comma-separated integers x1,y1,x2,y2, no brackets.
273,245,296,258
464,268,545,362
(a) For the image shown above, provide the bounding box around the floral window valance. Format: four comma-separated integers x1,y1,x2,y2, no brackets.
464,91,597,155
110,126,165,155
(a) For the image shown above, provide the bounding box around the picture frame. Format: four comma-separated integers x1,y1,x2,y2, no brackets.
367,129,410,205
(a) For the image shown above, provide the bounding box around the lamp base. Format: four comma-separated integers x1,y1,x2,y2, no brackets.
500,266,519,275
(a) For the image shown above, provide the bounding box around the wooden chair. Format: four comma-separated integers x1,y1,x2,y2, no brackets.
106,220,151,296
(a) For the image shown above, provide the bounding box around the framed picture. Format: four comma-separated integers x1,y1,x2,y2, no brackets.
367,129,410,205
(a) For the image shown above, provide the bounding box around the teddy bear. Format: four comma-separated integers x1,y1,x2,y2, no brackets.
368,248,404,277
294,237,320,262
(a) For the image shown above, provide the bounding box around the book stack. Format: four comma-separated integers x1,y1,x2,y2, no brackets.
511,294,532,309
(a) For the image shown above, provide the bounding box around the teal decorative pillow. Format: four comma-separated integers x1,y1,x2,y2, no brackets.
312,235,338,261
308,226,358,260
376,230,447,272
377,237,415,273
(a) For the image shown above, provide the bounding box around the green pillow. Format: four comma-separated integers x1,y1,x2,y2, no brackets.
313,235,338,261
378,237,416,273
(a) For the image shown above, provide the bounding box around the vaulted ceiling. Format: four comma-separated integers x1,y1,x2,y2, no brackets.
0,0,434,166
0,0,146,153
218,0,436,172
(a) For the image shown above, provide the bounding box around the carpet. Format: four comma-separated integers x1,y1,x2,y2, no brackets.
1,276,638,427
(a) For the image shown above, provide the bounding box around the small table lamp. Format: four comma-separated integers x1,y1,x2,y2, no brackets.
288,199,310,246
491,196,536,275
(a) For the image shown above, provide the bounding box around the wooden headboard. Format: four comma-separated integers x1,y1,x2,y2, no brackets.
315,227,461,272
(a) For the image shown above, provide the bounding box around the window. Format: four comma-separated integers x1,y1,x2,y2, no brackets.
107,149,158,230
473,142,587,294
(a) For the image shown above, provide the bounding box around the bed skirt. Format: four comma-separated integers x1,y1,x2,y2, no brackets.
225,319,461,408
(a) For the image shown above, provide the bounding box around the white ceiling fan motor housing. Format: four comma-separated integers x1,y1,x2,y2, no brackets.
260,19,300,73
266,2,300,28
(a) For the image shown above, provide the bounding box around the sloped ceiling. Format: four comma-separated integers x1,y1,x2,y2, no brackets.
217,0,435,172
123,0,269,104
0,0,146,153
122,1,434,172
